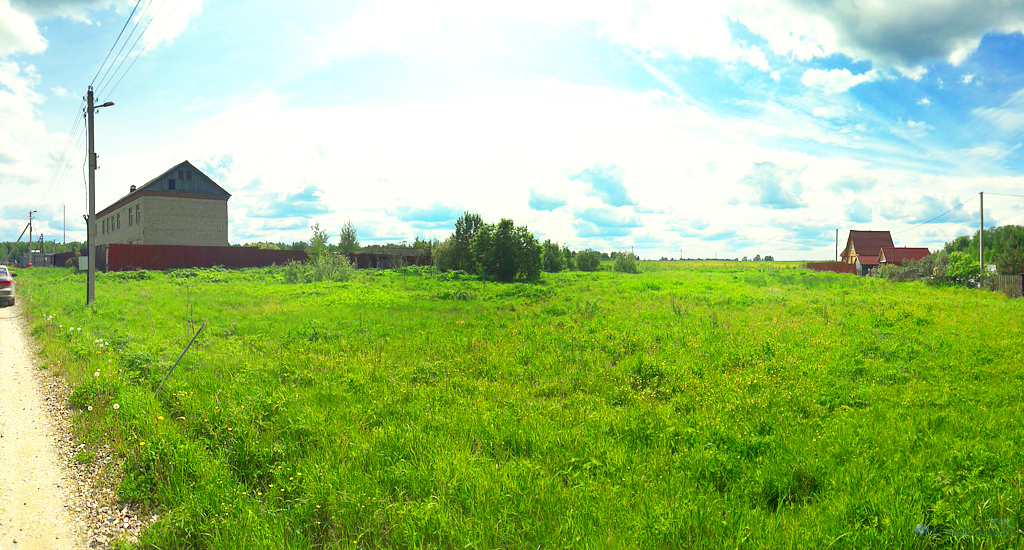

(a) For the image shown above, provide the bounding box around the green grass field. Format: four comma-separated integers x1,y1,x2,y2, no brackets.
15,263,1024,549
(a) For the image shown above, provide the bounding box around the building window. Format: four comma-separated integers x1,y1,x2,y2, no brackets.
128,208,132,226
168,178,176,190
178,169,183,179
117,213,120,230
136,204,140,224
186,170,191,181
102,219,105,234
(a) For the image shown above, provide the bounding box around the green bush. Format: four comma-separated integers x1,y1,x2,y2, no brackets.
576,249,601,272
614,252,639,274
472,219,541,283
282,253,355,283
945,251,979,286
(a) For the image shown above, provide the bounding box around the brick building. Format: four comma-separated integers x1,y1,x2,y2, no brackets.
96,161,230,247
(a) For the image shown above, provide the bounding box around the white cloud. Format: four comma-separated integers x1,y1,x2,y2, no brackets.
0,0,46,57
917,97,930,106
973,88,1024,134
51,86,69,97
770,70,781,82
801,68,878,95
140,0,203,49
961,73,975,84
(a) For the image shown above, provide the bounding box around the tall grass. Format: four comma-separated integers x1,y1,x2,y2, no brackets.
15,263,1024,549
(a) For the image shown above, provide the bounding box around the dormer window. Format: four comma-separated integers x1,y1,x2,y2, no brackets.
169,178,176,190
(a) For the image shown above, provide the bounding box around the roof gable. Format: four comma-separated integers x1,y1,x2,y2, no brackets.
136,160,230,197
845,230,894,258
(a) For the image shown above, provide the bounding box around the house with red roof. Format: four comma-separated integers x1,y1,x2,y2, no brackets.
840,230,894,275
879,247,931,266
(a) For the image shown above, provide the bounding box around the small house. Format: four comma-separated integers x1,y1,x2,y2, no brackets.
841,230,894,275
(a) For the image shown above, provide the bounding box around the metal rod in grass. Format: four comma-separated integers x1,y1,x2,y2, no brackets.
155,322,206,394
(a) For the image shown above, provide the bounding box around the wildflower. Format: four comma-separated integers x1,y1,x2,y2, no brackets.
113,403,120,410
88,406,93,411
139,442,146,446
77,327,81,331
157,416,164,421
94,371,99,377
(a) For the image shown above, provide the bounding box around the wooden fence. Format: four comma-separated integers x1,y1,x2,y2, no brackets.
992,274,1023,299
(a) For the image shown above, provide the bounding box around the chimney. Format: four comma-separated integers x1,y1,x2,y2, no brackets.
130,185,137,193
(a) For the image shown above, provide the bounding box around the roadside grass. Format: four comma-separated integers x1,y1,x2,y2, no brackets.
15,263,1024,549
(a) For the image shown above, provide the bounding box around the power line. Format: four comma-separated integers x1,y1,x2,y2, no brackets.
986,192,1024,199
90,0,145,87
101,0,185,101
34,99,85,210
893,193,979,235
94,0,161,95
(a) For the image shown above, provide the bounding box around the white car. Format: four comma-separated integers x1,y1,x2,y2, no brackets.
0,265,15,306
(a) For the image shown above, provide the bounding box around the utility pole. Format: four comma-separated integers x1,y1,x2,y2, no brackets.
85,87,114,305
63,204,66,247
979,191,984,288
27,210,35,266
87,87,96,303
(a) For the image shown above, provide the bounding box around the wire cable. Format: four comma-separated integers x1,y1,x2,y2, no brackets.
893,193,979,235
90,0,145,87
34,99,86,210
986,192,1024,199
94,0,161,95
102,0,185,101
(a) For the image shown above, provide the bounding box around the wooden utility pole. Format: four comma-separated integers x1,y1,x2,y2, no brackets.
85,87,114,305
87,87,96,303
979,191,984,288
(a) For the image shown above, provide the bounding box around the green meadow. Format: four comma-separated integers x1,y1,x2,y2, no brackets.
15,263,1024,549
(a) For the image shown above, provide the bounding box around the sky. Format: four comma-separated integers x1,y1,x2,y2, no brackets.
1,0,1023,260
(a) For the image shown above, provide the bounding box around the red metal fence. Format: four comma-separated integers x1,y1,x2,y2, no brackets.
806,262,857,275
105,244,308,272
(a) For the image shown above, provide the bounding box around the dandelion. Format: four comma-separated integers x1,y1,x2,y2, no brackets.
139,442,146,446
113,403,120,410
88,406,93,411
157,416,164,421
94,371,99,377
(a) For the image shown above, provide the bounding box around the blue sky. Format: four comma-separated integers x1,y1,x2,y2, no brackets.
1,0,1023,259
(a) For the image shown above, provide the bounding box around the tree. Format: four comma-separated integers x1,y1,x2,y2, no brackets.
338,221,360,254
472,219,541,282
576,249,601,272
309,222,330,257
753,254,762,262
764,255,774,261
946,251,979,286
542,239,564,273
562,246,575,271
451,211,484,272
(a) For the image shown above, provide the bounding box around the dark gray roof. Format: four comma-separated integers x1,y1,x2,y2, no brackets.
135,160,231,196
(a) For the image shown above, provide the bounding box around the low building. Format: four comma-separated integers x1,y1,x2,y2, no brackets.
878,247,930,265
96,161,230,247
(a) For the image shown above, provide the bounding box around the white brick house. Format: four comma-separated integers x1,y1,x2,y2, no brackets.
96,161,230,247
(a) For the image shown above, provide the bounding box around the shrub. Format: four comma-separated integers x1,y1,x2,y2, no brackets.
945,251,979,286
613,252,639,274
282,253,354,283
576,250,601,272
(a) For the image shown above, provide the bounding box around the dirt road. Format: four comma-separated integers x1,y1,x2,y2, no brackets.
0,303,85,549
